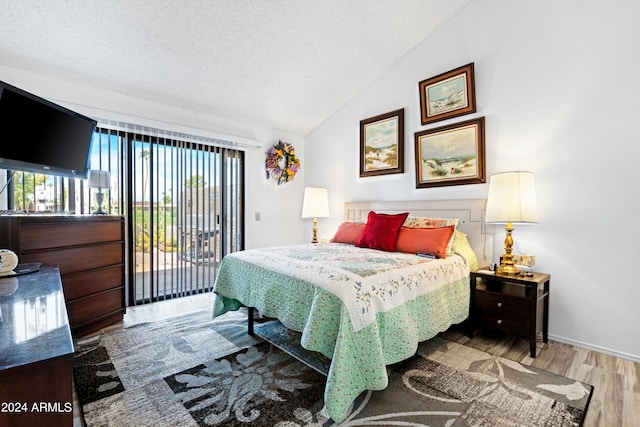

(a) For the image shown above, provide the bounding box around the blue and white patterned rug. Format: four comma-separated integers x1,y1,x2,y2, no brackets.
73,309,593,426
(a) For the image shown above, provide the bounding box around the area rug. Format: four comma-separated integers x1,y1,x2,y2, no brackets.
74,309,593,426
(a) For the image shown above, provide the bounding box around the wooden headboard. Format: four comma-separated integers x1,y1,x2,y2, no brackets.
344,199,492,265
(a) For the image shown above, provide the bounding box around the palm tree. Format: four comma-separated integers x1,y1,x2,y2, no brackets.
161,191,172,216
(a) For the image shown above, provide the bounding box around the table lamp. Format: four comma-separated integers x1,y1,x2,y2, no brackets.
88,170,111,215
301,187,330,243
485,171,538,275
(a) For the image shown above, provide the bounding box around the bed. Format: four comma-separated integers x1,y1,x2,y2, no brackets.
211,199,491,422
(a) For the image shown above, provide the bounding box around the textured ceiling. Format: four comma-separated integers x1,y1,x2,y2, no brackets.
0,0,471,135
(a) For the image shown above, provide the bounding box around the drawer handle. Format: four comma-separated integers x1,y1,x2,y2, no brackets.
497,319,502,325
497,302,502,307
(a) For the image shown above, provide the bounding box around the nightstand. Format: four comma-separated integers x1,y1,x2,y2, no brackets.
468,269,550,358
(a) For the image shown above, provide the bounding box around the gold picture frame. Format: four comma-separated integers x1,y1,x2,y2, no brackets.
359,108,404,177
414,117,485,188
419,63,476,125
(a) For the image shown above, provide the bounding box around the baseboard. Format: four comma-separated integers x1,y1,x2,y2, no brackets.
549,334,640,363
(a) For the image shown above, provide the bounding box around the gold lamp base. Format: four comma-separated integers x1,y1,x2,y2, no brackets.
496,222,520,275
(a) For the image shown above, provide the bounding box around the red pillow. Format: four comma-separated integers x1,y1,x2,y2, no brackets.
396,225,455,259
331,222,366,245
356,211,409,252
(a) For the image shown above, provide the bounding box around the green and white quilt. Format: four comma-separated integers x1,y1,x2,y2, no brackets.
212,243,470,422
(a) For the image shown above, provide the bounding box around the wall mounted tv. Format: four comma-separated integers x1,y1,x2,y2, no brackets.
0,80,96,179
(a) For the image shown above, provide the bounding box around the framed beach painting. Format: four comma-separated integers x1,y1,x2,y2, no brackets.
419,63,476,125
414,117,485,188
359,108,404,177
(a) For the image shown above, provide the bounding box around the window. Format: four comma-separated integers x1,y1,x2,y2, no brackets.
5,123,244,305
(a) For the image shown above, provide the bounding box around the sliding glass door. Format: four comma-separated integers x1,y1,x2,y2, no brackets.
95,125,244,305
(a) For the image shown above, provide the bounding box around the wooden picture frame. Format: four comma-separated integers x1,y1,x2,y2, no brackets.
414,117,485,188
419,63,476,125
359,108,404,177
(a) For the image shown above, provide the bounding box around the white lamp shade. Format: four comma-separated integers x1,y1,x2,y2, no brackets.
88,170,111,189
301,187,330,218
485,171,538,224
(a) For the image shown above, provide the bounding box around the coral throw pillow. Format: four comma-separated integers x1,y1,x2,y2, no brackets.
356,211,409,252
396,225,455,259
403,217,460,255
331,222,366,245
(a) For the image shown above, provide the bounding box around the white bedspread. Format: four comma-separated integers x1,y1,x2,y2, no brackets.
228,243,469,331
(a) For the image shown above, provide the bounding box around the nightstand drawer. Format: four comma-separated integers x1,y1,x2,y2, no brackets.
475,291,528,321
476,313,529,337
475,277,533,298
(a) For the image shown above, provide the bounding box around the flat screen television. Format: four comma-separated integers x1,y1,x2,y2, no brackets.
0,80,96,179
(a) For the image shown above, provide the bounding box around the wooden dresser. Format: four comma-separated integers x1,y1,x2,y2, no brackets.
0,215,125,337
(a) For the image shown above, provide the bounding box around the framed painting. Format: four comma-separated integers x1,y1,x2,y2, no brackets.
359,108,404,177
418,63,476,125
414,117,485,188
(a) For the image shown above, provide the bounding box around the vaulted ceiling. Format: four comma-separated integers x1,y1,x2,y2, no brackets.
0,0,472,135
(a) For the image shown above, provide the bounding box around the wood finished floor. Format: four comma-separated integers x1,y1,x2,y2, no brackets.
74,294,639,427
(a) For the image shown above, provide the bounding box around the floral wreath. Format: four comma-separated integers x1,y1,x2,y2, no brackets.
265,140,300,185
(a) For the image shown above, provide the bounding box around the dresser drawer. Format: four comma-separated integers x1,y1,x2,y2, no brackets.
66,288,124,327
20,242,123,274
62,265,124,301
474,291,528,321
20,220,123,251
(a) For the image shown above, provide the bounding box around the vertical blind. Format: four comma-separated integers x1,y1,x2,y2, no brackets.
95,123,245,305
6,122,244,306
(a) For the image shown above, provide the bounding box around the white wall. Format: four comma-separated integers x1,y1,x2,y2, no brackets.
0,65,307,250
244,140,307,249
304,0,640,361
